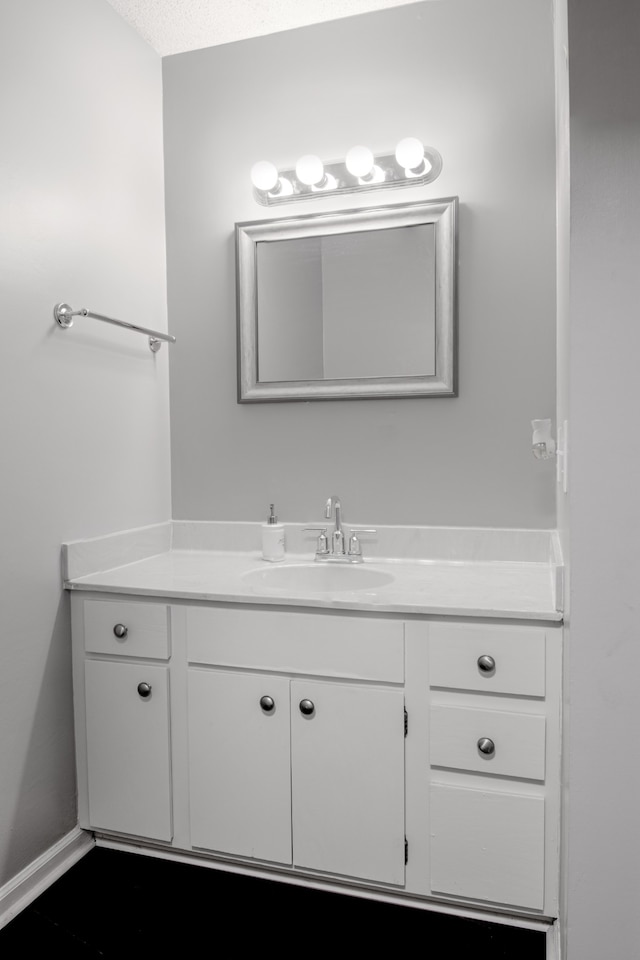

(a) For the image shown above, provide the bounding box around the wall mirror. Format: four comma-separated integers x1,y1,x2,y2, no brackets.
236,197,457,402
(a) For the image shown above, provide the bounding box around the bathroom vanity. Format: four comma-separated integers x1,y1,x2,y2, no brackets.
65,522,563,923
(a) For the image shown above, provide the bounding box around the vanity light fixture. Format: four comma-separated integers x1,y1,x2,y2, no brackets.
251,138,443,206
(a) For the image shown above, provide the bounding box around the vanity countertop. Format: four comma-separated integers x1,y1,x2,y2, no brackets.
64,547,562,621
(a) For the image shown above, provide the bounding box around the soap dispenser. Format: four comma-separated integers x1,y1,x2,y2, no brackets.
261,504,285,562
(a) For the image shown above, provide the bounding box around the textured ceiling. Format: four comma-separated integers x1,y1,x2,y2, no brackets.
104,0,423,56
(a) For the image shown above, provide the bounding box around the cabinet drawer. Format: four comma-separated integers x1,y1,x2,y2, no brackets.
429,623,545,696
84,599,169,659
186,607,404,682
430,705,546,780
430,783,545,910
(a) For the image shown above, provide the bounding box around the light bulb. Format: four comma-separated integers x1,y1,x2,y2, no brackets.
345,145,375,179
295,154,325,186
250,160,279,192
395,137,425,172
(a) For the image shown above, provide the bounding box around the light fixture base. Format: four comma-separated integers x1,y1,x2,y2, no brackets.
254,148,443,207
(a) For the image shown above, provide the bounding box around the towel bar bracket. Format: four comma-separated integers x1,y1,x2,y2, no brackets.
54,302,77,329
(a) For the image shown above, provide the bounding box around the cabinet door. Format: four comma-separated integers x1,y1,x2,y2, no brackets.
188,670,292,865
84,660,172,841
291,680,405,885
430,783,545,910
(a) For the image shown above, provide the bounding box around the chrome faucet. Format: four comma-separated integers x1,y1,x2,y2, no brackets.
325,496,345,556
304,497,377,563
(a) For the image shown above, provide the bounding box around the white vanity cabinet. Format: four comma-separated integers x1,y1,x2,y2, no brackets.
74,599,173,843
185,606,406,886
71,591,561,920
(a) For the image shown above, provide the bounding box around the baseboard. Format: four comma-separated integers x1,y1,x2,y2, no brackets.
0,827,94,930
96,835,555,935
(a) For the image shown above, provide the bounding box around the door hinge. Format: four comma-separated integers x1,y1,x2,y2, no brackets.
405,837,408,865
404,707,408,737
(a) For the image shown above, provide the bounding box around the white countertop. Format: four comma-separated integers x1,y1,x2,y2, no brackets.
65,548,562,621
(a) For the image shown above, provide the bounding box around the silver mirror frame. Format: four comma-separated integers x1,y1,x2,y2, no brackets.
236,197,458,402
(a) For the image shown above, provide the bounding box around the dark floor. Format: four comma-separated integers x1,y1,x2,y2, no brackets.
0,847,547,957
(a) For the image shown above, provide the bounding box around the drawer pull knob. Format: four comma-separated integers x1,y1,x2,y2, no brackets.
260,696,275,713
299,699,315,717
113,623,128,639
477,654,495,674
477,737,495,756
137,682,152,699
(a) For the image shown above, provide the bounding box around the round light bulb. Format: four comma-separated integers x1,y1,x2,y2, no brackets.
345,145,375,179
250,160,279,192
295,154,324,186
395,137,425,171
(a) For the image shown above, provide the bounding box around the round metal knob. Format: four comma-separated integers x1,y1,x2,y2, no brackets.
137,682,152,699
113,623,128,639
260,696,275,713
299,699,315,717
477,737,495,756
477,654,495,674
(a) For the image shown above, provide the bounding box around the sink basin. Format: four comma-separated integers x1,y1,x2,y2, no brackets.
243,563,395,594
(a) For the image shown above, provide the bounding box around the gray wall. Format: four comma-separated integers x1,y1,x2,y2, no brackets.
164,0,557,528
0,0,170,886
563,1,640,956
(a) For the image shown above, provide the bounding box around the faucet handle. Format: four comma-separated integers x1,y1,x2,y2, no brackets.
303,527,329,556
348,529,377,557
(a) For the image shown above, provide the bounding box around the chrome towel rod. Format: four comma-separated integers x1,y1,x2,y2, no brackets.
54,303,176,353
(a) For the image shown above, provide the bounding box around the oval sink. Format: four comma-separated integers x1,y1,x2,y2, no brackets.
243,563,395,594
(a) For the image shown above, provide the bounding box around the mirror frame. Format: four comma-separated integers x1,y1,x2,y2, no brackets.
236,197,458,402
